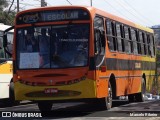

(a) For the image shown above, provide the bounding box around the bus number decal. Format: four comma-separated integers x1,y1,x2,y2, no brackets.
135,62,141,69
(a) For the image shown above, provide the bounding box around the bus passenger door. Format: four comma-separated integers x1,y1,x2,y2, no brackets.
94,28,107,98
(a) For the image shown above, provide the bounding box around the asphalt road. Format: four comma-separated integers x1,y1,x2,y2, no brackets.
0,100,160,119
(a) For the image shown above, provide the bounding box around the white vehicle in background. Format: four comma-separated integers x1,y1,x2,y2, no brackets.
145,93,153,100
0,23,18,106
152,95,160,100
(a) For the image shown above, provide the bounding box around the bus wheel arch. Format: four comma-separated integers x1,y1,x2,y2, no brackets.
142,73,146,87
109,73,117,99
134,74,146,102
103,73,116,110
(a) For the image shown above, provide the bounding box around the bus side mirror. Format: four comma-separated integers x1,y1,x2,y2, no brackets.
0,39,2,49
3,26,14,47
3,34,7,47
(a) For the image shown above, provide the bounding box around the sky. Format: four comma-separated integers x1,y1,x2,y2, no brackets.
12,0,160,27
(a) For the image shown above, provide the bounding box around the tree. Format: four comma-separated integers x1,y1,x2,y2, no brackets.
0,0,9,11
0,11,16,25
0,0,16,25
156,50,160,68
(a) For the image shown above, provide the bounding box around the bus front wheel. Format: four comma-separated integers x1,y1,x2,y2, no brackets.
105,81,112,109
5,82,20,106
99,81,112,110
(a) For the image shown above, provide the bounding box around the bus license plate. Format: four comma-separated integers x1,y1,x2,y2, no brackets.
44,88,58,94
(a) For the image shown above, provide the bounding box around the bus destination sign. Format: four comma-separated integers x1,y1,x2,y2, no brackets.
42,11,79,21
16,9,90,24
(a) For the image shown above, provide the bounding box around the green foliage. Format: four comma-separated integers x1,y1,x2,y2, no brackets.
156,50,160,67
0,11,16,25
0,0,9,11
0,0,16,25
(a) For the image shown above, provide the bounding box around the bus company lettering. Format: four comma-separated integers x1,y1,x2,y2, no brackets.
23,14,39,23
44,11,79,21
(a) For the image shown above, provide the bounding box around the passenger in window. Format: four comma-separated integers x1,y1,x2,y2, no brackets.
25,29,37,52
50,32,58,56
39,28,50,67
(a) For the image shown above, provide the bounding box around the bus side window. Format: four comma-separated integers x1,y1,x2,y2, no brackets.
147,34,151,56
124,26,130,53
106,20,117,51
131,29,137,54
94,29,101,54
116,23,122,52
136,30,142,54
139,31,144,55
142,32,147,55
152,35,156,56
150,35,155,57
128,27,133,53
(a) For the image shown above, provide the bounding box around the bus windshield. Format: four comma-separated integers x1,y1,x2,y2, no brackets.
17,23,89,69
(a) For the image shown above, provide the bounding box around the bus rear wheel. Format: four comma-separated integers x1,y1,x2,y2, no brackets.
135,78,146,102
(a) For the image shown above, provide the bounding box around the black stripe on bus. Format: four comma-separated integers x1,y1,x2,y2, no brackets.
106,58,156,70
89,57,156,71
99,74,156,79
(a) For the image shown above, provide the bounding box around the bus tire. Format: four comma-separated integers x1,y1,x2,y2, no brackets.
135,78,146,102
9,82,20,105
128,94,135,103
106,81,112,109
5,82,19,106
38,101,52,112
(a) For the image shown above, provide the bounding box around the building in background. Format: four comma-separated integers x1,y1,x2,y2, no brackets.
151,25,160,49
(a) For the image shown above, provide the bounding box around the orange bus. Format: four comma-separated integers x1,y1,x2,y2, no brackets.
4,6,156,111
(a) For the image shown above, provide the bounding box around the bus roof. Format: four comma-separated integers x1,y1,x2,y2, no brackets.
91,7,153,33
17,5,153,33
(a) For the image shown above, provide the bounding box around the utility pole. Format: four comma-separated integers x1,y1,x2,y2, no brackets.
91,0,92,6
17,0,19,12
41,0,47,7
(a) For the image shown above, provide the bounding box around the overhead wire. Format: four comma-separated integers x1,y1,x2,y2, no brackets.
123,0,155,25
6,0,155,26
103,0,133,22
66,0,72,5
112,0,151,26
7,0,40,7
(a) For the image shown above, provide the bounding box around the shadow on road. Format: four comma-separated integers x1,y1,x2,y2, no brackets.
42,100,129,118
0,100,34,108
